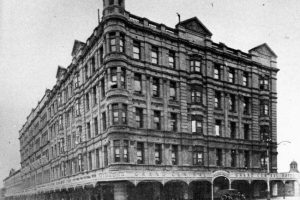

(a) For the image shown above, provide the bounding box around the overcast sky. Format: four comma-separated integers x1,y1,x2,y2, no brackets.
0,0,299,187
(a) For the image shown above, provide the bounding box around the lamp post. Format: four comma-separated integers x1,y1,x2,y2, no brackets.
266,140,291,200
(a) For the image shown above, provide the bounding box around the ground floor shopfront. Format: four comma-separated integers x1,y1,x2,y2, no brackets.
5,170,300,200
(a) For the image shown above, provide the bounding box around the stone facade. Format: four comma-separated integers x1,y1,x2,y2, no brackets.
4,0,299,200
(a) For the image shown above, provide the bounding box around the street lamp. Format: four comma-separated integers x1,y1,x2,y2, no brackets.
266,140,291,200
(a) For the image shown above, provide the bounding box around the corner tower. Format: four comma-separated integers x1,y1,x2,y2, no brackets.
103,0,125,17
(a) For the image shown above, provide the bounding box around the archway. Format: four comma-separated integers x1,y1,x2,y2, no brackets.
251,180,267,199
164,180,189,200
136,181,163,200
231,180,250,199
189,180,211,200
213,176,229,196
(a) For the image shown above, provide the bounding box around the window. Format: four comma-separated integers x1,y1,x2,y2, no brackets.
193,147,203,165
151,46,158,64
231,150,236,167
152,78,160,97
112,104,119,125
244,124,250,140
242,72,249,86
109,0,114,5
102,112,107,130
104,145,108,166
133,41,140,59
86,93,90,111
88,152,93,170
171,145,178,165
168,51,175,68
190,60,201,73
121,104,127,124
100,46,104,65
244,151,250,168
96,149,100,169
120,34,125,53
75,99,81,116
72,132,76,148
169,81,176,100
124,140,129,162
100,78,105,100
260,100,269,116
260,152,268,169
228,68,235,83
154,111,161,130
87,122,91,139
214,64,221,79
92,86,97,106
114,140,121,162
215,120,221,136
77,126,82,144
78,154,82,172
134,73,142,94
118,0,123,6
229,94,235,112
59,115,63,130
74,73,80,87
243,96,250,115
137,142,144,164
135,108,143,128
120,68,126,89
109,32,116,52
58,93,62,106
260,125,269,142
214,91,221,109
229,122,236,139
94,117,99,136
260,75,269,90
191,86,202,104
216,149,222,166
170,113,177,131
155,144,162,164
67,135,71,150
110,67,117,89
85,65,89,80
192,115,203,134
91,57,96,74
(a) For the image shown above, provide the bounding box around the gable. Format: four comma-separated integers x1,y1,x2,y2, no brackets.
249,43,277,58
56,66,67,81
71,40,85,57
176,17,212,37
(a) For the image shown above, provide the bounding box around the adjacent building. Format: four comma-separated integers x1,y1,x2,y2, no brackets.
3,0,300,200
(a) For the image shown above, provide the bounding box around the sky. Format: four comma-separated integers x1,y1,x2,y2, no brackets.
0,0,300,187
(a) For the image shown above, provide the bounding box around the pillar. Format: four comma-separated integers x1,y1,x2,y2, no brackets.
211,182,214,200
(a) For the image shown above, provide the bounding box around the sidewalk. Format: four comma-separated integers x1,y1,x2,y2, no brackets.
254,197,299,200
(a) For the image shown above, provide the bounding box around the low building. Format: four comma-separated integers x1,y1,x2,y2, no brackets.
3,0,300,200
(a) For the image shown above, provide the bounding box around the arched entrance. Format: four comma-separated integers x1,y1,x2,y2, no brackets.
231,180,250,199
251,180,267,199
164,180,189,200
213,176,230,200
136,181,163,200
189,180,211,200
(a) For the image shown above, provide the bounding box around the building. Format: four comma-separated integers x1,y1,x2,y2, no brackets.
3,0,300,200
